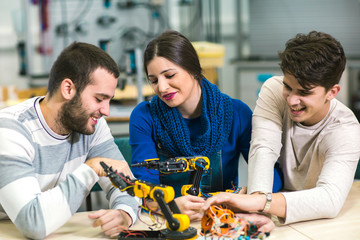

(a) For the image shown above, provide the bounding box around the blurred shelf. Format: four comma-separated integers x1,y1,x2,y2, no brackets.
114,84,154,101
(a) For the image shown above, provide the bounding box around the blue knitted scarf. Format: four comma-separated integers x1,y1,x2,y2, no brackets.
150,78,233,157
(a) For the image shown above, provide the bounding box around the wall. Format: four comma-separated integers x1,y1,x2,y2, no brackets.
23,0,168,81
247,0,360,59
0,1,20,49
0,0,28,88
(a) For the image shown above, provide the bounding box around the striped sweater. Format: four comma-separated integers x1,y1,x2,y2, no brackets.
0,97,139,239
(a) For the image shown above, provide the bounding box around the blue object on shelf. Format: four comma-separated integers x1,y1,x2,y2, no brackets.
257,73,274,83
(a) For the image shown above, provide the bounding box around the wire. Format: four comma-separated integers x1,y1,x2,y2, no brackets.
200,205,268,239
116,171,135,185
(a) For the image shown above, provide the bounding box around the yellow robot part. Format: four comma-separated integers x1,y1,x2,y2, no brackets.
181,184,202,196
133,181,151,198
150,186,175,203
166,214,190,232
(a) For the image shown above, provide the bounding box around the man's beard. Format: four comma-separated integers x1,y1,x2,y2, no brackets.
58,94,96,135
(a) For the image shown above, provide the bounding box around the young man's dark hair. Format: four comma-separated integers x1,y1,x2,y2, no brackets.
47,42,120,98
278,31,346,91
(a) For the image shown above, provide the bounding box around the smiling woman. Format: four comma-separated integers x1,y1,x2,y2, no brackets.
146,56,202,117
128,30,283,227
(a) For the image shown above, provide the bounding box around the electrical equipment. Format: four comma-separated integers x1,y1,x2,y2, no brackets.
131,156,210,197
100,161,198,240
131,156,242,197
23,0,168,87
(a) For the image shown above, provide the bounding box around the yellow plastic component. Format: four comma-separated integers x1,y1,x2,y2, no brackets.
181,184,203,197
166,214,190,232
176,157,190,172
133,181,151,198
113,84,155,101
145,158,160,162
192,41,225,68
225,189,237,193
150,186,175,203
181,184,192,196
189,156,210,170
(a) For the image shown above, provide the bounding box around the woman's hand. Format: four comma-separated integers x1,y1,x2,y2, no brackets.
145,195,205,221
235,213,275,233
202,192,264,213
144,199,161,213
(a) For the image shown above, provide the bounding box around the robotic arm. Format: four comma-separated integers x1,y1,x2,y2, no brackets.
100,161,197,239
131,156,210,196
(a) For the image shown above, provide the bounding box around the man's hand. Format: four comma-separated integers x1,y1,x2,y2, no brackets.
235,213,275,233
144,199,161,213
175,195,206,221
202,192,264,213
144,195,205,221
88,209,132,238
86,157,132,177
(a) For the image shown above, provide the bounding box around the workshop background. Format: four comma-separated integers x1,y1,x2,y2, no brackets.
0,0,360,210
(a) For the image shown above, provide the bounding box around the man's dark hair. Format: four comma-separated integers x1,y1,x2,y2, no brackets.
47,42,120,97
278,31,346,91
143,30,203,82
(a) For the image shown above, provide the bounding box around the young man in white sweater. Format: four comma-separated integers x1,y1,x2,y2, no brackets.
202,31,360,230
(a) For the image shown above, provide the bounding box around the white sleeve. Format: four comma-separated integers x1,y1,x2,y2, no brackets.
87,119,141,225
248,76,286,193
283,121,360,223
0,124,99,239
0,162,98,239
98,177,141,226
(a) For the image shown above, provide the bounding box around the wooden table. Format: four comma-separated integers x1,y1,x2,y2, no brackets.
286,181,360,239
1,182,359,240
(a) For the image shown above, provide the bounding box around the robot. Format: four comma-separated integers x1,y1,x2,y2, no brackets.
131,156,241,197
100,161,198,240
131,156,210,196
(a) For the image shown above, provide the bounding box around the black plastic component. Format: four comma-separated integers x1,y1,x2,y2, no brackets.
153,189,180,231
118,227,198,240
186,157,208,196
118,230,163,239
131,158,188,172
160,227,197,239
100,162,128,189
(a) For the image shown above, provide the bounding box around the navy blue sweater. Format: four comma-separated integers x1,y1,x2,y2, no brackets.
129,98,252,192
